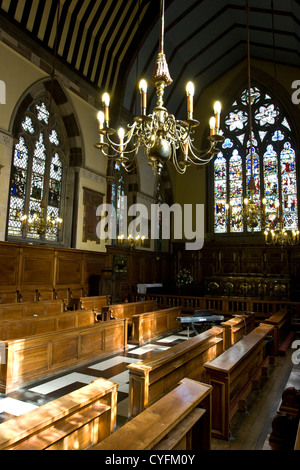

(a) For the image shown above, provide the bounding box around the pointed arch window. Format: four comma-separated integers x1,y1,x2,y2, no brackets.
213,86,298,235
7,99,65,243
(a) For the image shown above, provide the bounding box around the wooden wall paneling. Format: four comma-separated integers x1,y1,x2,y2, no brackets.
55,251,83,286
0,243,19,302
20,247,54,286
83,253,107,294
0,243,19,288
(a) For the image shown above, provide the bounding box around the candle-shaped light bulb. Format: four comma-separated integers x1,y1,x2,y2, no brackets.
186,82,195,120
102,93,110,126
214,101,222,132
139,79,147,115
210,117,216,135
184,142,189,156
97,111,105,143
118,127,125,152
97,111,104,129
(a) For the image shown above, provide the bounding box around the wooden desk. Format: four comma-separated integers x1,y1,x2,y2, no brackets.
128,326,224,418
91,378,212,451
204,323,274,440
0,378,118,450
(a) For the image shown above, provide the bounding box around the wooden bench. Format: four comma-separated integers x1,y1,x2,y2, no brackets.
0,300,65,321
262,308,292,355
0,309,97,341
0,318,128,394
91,378,212,451
102,300,158,325
204,323,275,440
221,312,256,349
71,295,110,311
0,378,118,450
131,306,181,345
127,326,224,418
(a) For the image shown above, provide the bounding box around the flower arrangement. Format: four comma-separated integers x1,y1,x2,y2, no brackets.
176,269,193,287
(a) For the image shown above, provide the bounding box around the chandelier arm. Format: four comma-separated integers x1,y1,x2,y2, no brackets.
172,149,187,175
97,146,120,159
187,141,217,162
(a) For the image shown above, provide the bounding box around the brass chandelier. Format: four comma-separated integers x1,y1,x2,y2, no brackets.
95,0,224,175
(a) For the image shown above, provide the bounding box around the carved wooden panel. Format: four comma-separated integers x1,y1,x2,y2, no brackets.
82,187,104,244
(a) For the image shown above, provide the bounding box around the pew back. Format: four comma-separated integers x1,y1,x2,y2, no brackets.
204,323,274,440
106,300,158,324
0,378,118,450
75,295,109,311
0,300,65,321
262,308,291,355
91,378,212,451
221,312,256,349
127,326,224,418
131,306,181,345
0,318,128,394
0,309,96,341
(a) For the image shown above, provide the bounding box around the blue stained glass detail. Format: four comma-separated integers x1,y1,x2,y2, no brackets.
222,138,234,149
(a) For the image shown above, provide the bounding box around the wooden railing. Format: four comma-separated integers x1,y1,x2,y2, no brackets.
131,293,299,321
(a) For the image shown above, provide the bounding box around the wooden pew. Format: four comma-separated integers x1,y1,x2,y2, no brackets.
0,378,118,450
0,318,128,394
221,312,256,349
91,378,212,451
204,323,274,440
102,300,158,325
127,326,224,418
131,306,181,345
0,300,65,321
71,295,110,311
262,308,291,355
0,309,96,341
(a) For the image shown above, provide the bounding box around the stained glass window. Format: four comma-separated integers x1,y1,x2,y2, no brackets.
213,86,298,235
7,100,64,242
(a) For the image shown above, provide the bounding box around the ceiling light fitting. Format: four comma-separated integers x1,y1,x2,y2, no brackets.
95,0,224,175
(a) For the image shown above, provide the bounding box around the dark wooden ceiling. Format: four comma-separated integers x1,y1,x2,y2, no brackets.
1,0,299,119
